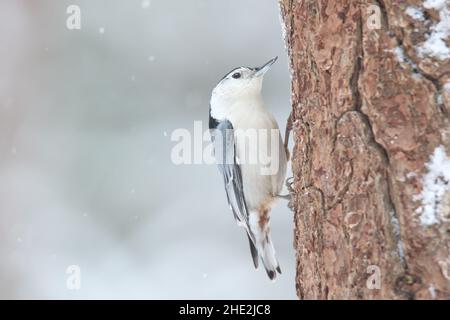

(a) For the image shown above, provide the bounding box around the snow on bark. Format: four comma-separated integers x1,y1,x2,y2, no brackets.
415,145,450,226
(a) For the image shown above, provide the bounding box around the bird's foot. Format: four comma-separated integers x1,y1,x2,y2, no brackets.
286,176,294,193
279,177,295,212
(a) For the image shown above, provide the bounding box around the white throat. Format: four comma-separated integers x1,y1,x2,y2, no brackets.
210,78,264,123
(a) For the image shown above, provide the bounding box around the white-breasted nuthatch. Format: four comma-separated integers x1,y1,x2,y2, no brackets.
209,57,288,280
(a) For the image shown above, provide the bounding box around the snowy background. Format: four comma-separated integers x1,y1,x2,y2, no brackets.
0,0,294,299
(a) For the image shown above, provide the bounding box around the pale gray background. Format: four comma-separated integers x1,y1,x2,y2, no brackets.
0,0,294,299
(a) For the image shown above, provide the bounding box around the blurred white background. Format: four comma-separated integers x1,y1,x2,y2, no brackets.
0,0,295,299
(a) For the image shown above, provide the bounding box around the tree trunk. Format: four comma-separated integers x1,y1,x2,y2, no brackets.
279,0,450,299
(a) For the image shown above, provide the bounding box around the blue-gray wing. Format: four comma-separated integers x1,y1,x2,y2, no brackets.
210,119,256,244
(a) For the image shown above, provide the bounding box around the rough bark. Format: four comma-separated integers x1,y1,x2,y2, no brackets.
279,0,450,299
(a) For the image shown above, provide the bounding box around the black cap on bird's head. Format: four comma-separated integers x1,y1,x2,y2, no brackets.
212,57,278,100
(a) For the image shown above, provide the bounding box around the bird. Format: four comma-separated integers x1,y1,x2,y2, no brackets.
209,57,288,280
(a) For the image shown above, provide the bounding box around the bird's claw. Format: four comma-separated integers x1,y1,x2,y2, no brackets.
286,176,294,193
284,177,295,212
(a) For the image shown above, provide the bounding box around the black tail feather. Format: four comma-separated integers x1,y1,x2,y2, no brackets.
247,235,259,269
266,269,276,280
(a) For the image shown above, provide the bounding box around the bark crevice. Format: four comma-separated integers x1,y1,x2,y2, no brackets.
356,6,409,276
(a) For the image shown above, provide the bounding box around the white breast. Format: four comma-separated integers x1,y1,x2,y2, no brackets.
230,100,287,210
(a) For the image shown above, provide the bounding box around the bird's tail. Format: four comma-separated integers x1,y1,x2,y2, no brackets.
248,211,281,280
247,234,259,269
259,234,281,280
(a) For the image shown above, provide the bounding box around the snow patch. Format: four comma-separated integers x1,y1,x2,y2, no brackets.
394,46,420,76
444,80,450,91
406,6,425,21
425,0,448,11
437,92,444,105
414,145,450,226
417,0,450,60
277,2,295,111
390,212,405,260
277,2,294,77
406,171,417,179
394,46,406,62
428,284,437,298
278,2,288,50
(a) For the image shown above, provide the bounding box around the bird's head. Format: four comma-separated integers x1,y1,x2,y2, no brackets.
211,57,278,103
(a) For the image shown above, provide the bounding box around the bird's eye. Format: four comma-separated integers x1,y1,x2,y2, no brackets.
232,72,241,79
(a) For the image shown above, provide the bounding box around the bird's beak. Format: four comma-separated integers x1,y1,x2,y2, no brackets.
254,56,278,77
